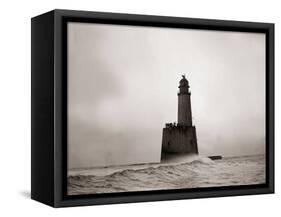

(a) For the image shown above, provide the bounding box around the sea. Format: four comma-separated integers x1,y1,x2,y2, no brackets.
68,154,265,195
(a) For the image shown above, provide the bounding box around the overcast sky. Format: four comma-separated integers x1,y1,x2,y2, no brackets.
67,22,265,169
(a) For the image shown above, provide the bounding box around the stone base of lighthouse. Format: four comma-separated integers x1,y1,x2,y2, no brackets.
161,124,198,159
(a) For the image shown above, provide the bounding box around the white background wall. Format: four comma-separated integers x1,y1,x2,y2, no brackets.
0,0,279,216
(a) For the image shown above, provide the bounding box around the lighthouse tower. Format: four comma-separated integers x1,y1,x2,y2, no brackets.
178,75,192,127
161,75,198,159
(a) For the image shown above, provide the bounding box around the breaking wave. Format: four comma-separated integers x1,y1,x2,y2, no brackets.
68,154,265,195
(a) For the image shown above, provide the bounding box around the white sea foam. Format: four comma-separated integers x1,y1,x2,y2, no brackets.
68,154,265,195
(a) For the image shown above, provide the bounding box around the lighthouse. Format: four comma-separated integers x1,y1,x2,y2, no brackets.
161,75,198,159
178,75,192,127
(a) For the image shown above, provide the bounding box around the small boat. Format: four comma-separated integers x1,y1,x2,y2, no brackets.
208,156,222,160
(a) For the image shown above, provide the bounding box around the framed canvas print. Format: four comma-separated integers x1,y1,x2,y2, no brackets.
31,9,274,207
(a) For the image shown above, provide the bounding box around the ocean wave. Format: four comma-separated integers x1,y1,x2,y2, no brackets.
68,154,265,195
68,154,213,177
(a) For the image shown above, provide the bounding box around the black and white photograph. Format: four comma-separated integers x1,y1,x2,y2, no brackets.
0,0,279,213
67,22,266,196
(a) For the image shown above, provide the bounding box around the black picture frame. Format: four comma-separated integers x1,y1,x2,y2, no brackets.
31,9,274,207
